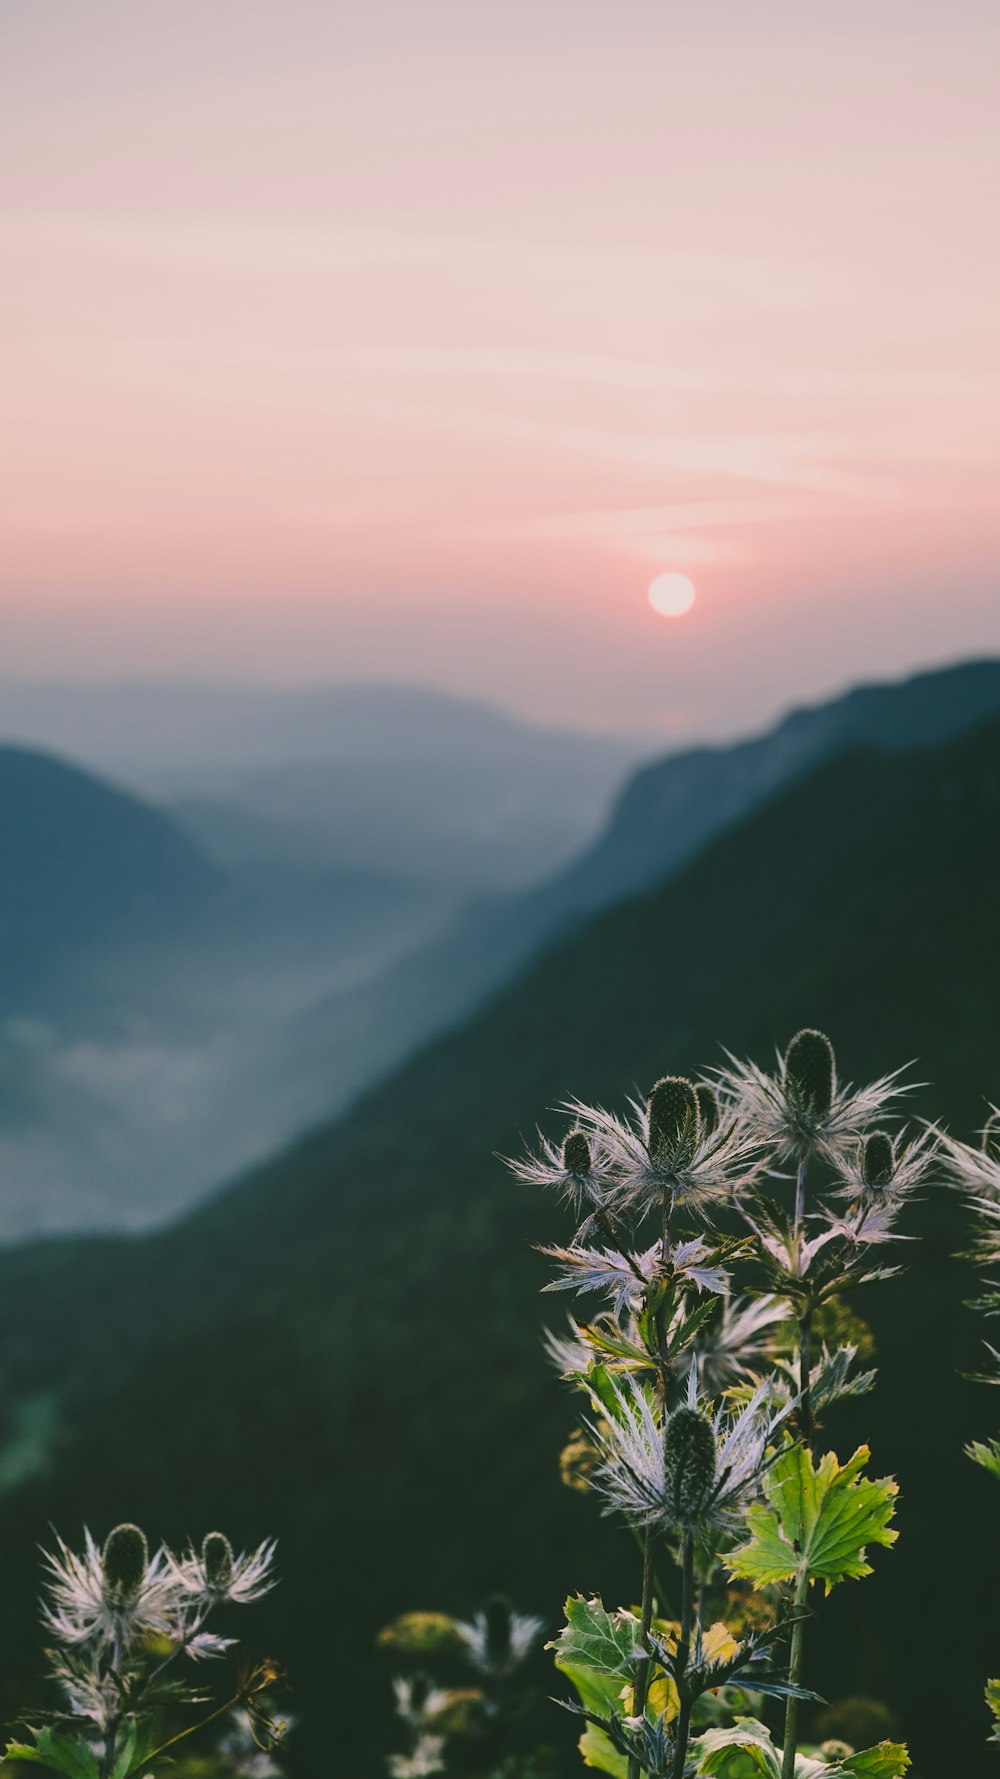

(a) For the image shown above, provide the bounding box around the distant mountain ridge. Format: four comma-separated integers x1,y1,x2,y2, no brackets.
0,745,220,1005
282,656,1000,1127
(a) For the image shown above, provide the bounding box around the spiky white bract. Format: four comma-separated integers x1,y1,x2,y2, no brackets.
588,1372,789,1534
538,1235,732,1318
715,1048,910,1169
937,1110,1000,1200
562,1095,762,1222
689,1294,786,1395
833,1125,940,1212
506,1128,615,1233
169,1536,279,1606
41,1528,175,1650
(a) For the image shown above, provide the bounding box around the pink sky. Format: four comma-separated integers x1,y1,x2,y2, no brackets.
2,0,999,739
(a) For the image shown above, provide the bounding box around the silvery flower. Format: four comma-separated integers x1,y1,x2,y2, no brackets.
455,1596,544,1674
507,1126,616,1235
588,1372,789,1534
538,1235,732,1318
41,1525,175,1650
832,1125,939,1213
169,1533,278,1607
715,1029,909,1168
563,1077,763,1224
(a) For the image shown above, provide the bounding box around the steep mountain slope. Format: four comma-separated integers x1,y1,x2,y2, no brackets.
0,715,999,1773
279,655,1000,1136
0,745,221,1007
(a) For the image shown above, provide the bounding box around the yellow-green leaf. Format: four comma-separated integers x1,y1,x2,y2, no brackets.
727,1445,898,1594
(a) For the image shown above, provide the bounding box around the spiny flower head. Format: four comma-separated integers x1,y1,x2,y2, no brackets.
938,1104,1000,1198
833,1124,939,1215
454,1599,544,1674
662,1408,716,1524
170,1535,279,1606
41,1526,174,1649
560,1082,763,1224
860,1130,894,1187
506,1126,615,1235
715,1030,909,1168
589,1372,789,1535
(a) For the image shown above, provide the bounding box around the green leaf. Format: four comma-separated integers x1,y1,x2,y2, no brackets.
986,1677,1000,1722
691,1720,782,1777
967,1437,1000,1482
549,1595,640,1677
727,1445,898,1594
5,1730,101,1779
560,1667,629,1778
836,1745,910,1777
551,1598,642,1779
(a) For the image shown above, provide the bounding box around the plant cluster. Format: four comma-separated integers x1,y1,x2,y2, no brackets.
504,1030,938,1778
6,1522,284,1779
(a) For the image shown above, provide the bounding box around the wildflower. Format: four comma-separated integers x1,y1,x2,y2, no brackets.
589,1372,789,1535
938,1106,1000,1198
716,1030,908,1168
41,1525,174,1650
538,1234,732,1319
455,1596,544,1674
833,1125,938,1214
170,1533,278,1606
507,1127,616,1235
564,1078,762,1223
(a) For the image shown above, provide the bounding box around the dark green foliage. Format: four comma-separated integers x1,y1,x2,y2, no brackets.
784,1028,835,1116
103,1523,148,1599
1,717,1000,1773
662,1409,716,1524
562,1132,592,1177
861,1132,895,1188
647,1077,700,1168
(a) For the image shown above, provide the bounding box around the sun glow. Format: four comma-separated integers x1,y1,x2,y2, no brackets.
648,572,696,617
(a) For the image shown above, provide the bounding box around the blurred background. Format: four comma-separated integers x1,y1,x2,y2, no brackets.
1,2,999,1773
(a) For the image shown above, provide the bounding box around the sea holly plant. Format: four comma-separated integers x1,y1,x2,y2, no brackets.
6,1523,284,1779
509,1034,925,1778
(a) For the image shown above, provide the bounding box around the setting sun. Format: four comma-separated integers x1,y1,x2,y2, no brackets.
648,572,696,617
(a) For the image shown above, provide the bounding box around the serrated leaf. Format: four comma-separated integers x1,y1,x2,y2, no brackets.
986,1677,1000,1722
691,1719,782,1777
5,1729,102,1779
549,1595,640,1677
835,1744,910,1777
727,1445,898,1594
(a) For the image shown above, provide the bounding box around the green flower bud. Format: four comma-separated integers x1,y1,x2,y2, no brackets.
860,1130,894,1188
647,1076,701,1169
663,1408,716,1523
784,1029,835,1117
202,1531,235,1590
562,1130,592,1177
103,1524,148,1599
694,1082,720,1138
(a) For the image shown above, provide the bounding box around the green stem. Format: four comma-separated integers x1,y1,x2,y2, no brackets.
626,1525,657,1779
798,1304,814,1452
670,1531,696,1779
142,1690,244,1767
780,1568,810,1779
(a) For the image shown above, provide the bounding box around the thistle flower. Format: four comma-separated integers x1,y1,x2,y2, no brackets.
563,1080,763,1224
506,1127,616,1234
41,1525,175,1650
589,1372,789,1535
715,1031,909,1168
833,1125,939,1212
687,1294,786,1394
454,1596,544,1674
169,1534,279,1606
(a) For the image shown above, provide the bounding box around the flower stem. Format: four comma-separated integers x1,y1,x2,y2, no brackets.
626,1524,657,1779
780,1567,810,1779
670,1531,696,1779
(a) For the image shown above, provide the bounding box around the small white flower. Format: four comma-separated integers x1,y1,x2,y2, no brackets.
455,1598,544,1673
563,1085,762,1223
